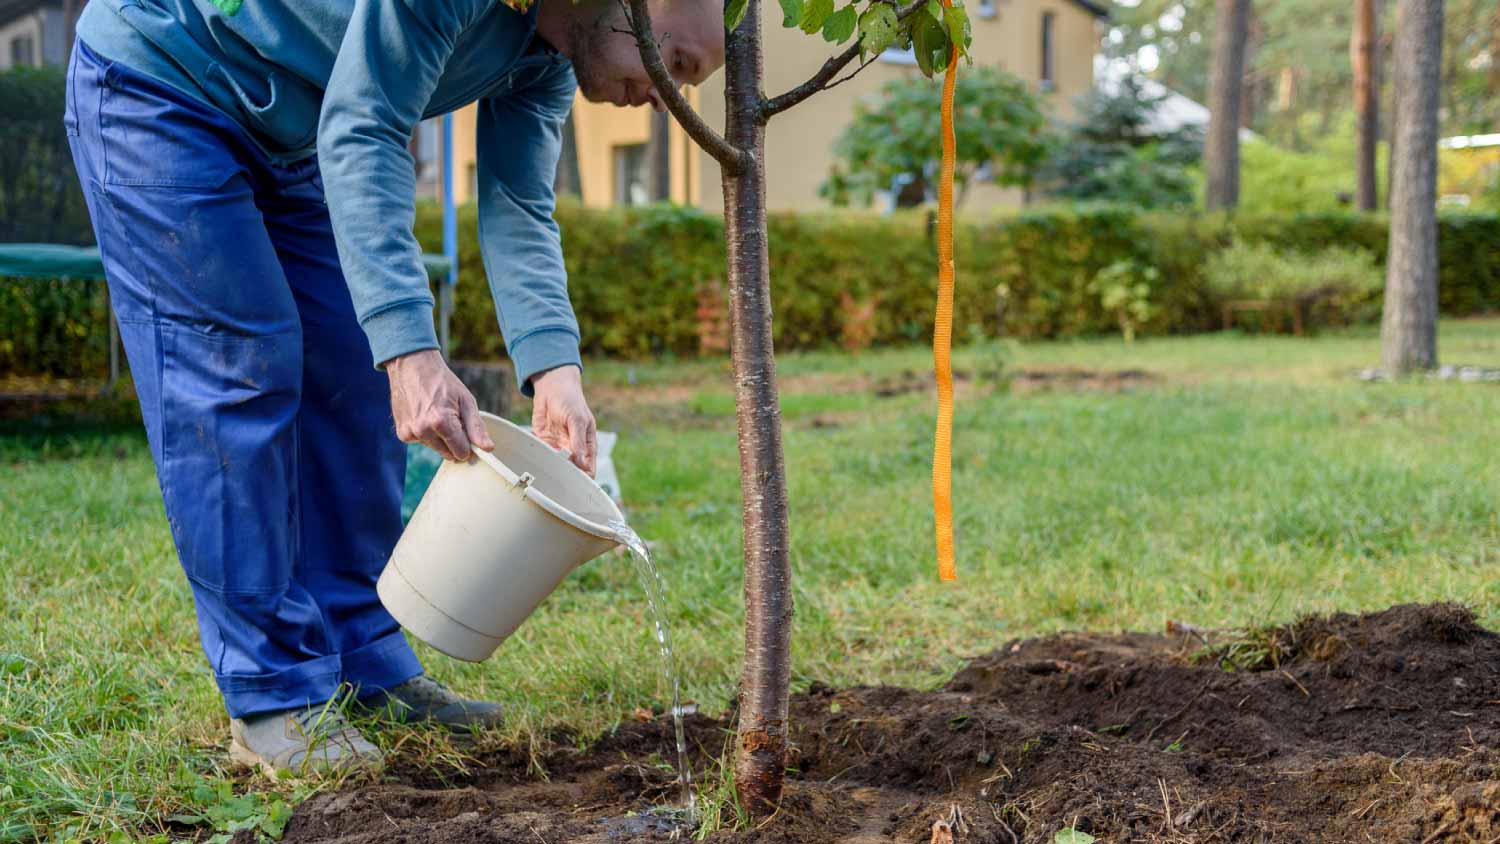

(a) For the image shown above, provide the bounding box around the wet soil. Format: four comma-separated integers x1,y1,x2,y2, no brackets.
274,604,1500,843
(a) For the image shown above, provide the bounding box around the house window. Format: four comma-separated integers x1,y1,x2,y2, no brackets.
10,35,36,67
977,0,997,19
613,144,649,206
1039,12,1055,90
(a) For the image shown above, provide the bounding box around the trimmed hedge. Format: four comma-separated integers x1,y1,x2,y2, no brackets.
413,203,1500,363
6,204,1498,378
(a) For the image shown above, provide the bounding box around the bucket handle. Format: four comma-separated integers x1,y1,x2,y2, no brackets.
468,448,625,547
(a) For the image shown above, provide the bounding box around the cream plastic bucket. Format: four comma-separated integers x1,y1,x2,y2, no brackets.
377,412,625,662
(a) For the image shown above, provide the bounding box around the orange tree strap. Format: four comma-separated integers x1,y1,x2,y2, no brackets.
933,7,958,582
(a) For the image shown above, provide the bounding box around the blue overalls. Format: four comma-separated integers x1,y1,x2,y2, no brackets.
65,0,583,718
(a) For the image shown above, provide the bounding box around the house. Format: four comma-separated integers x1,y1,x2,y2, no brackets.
433,0,1106,211
0,0,78,70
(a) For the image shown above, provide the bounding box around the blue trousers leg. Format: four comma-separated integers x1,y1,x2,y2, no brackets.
260,159,423,696
65,41,420,717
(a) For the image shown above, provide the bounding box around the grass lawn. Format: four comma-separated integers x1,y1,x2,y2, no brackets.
3,320,1498,840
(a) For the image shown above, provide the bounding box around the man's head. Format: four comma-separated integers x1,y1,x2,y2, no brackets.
536,0,725,110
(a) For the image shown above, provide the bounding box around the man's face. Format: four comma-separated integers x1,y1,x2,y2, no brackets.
565,0,725,110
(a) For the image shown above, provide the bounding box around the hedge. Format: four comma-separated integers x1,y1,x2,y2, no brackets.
413,203,1500,364
6,204,1499,378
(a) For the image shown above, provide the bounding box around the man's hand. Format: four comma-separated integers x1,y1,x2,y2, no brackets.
531,365,597,477
386,349,495,462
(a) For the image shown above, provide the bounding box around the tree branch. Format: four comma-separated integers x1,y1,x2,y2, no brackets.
626,0,748,173
760,0,925,120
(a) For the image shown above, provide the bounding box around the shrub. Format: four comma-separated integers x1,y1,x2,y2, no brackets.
8,204,1500,378
1205,242,1384,301
0,65,93,245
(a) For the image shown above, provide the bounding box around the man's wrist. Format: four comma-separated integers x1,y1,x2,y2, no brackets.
510,328,582,397
530,364,582,391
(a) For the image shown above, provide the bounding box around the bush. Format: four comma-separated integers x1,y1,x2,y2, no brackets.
411,203,1498,364
0,64,93,245
7,204,1500,377
1203,242,1384,334
1205,242,1384,301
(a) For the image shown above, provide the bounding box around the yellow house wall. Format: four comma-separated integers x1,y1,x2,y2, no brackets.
695,0,1101,212
439,2,1094,213
445,87,703,208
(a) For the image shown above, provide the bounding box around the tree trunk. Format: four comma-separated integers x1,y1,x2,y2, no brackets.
1381,0,1442,373
1353,0,1381,209
1205,0,1251,210
648,109,673,202
554,114,582,198
722,0,793,819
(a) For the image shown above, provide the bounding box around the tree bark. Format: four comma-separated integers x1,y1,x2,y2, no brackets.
1381,0,1442,373
1205,0,1251,210
554,114,582,198
721,0,793,820
1352,0,1380,210
648,109,673,202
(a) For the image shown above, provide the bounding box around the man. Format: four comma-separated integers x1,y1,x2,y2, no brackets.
64,0,722,775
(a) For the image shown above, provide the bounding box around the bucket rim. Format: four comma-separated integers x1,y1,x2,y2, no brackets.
471,412,627,544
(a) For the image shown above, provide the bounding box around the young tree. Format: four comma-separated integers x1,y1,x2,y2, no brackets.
1204,0,1251,209
822,67,1050,208
1381,0,1443,372
1351,0,1379,209
626,0,969,818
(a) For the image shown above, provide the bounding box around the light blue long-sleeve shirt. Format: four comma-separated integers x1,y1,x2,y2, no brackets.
77,0,582,392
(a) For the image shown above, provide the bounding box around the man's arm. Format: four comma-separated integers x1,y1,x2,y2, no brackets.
475,65,597,475
318,0,503,461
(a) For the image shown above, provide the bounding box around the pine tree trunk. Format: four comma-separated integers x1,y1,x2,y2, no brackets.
648,110,673,202
554,114,582,198
1352,0,1380,210
721,0,793,819
1205,0,1251,210
1381,0,1442,373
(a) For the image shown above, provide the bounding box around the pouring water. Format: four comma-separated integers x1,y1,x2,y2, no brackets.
610,520,697,824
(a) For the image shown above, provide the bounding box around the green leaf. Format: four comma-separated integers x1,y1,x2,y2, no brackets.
911,9,948,77
799,0,833,34
858,4,900,57
1054,829,1096,844
943,3,971,52
724,0,749,31
778,0,804,27
821,5,857,42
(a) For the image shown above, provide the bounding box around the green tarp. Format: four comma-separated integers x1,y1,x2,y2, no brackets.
0,244,107,279
0,243,453,283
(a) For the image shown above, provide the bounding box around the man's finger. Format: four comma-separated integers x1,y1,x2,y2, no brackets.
567,414,591,475
583,418,598,477
434,411,472,462
461,397,494,452
421,436,455,463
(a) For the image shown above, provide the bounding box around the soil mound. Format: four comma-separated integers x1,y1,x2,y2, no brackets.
271,604,1500,844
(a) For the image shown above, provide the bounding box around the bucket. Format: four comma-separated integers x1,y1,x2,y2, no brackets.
377,412,625,662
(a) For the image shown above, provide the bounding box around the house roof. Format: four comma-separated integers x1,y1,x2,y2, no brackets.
1068,0,1110,19
0,0,61,30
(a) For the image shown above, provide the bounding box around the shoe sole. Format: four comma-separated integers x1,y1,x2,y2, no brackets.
228,737,385,778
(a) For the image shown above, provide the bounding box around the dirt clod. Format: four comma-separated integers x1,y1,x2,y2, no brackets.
275,604,1500,843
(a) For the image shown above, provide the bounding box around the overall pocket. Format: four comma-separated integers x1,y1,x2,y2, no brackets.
98,62,246,189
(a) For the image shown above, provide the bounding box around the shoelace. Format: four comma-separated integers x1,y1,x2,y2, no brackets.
293,707,363,742
398,676,455,707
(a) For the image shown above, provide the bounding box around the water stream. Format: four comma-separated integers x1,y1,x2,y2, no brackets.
609,521,696,826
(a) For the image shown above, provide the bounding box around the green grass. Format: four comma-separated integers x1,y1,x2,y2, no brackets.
3,320,1499,839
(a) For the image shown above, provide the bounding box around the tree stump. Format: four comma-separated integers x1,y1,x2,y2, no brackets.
450,360,514,417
